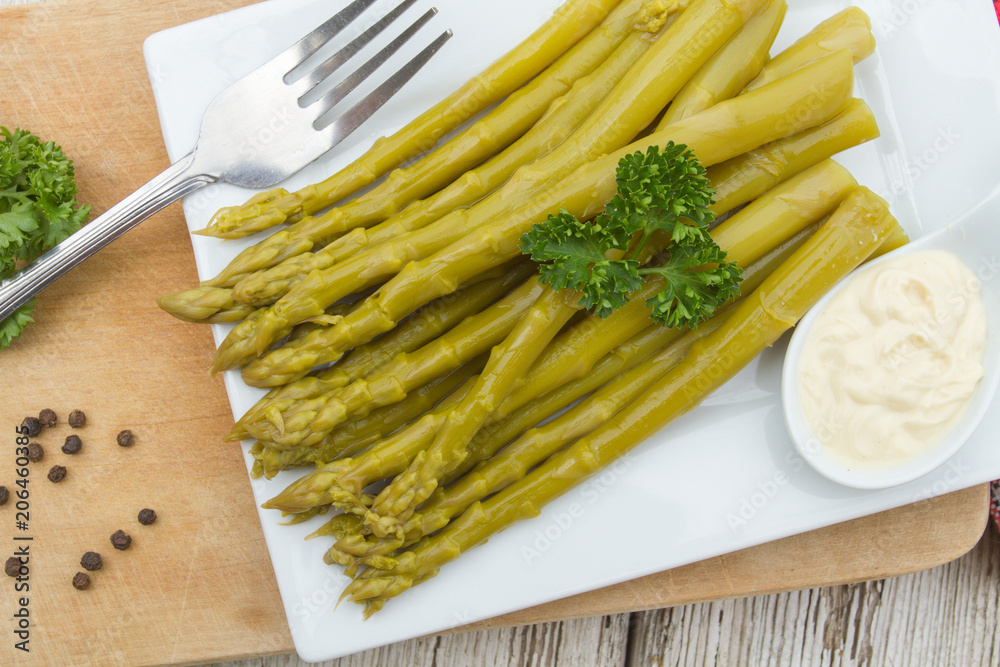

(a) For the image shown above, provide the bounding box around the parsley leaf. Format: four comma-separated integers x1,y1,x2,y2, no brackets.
605,144,716,251
0,300,35,349
521,210,642,317
640,244,743,329
520,142,741,329
0,127,90,347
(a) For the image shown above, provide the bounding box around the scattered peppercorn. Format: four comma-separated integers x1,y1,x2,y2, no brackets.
0,486,8,506
72,572,91,590
20,416,41,438
5,557,21,577
80,552,103,571
116,429,135,447
110,530,132,551
38,408,57,428
47,465,67,483
137,508,157,525
62,434,83,455
26,442,44,462
68,410,87,428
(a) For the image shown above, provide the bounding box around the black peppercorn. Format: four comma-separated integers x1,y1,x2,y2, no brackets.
4,557,21,577
68,409,86,428
0,486,8,506
38,409,57,428
61,434,83,455
80,552,103,571
137,508,157,525
116,429,135,447
20,416,41,438
47,465,67,483
72,572,91,590
110,530,132,551
26,442,44,462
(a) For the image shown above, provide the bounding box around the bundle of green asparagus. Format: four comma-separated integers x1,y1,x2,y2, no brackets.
159,0,902,614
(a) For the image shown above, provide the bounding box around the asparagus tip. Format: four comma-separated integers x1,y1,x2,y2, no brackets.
363,600,384,619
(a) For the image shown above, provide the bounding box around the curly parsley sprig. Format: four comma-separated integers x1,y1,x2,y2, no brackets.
1,127,90,347
520,143,742,328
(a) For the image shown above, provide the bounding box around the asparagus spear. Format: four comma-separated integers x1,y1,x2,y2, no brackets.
238,131,862,408
244,276,545,437
367,159,842,456
873,222,910,256
253,355,488,478
323,218,905,567
309,513,365,542
220,0,765,365
248,157,767,445
199,0,626,242
654,0,876,143
356,160,856,538
227,15,666,307
366,284,583,538
253,215,684,441
656,0,785,127
744,6,875,92
240,273,542,393
224,47,854,375
334,315,724,568
280,159,853,527
262,374,481,517
286,229,836,516
324,225,816,574
342,187,898,612
212,301,351,375
709,98,879,215
155,286,257,324
250,124,867,478
264,226,815,512
266,324,673,509
229,261,534,440
214,257,514,376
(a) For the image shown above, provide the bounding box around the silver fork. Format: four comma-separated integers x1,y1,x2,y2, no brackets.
0,0,451,322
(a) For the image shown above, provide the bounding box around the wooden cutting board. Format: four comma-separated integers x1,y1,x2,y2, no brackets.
0,1,988,664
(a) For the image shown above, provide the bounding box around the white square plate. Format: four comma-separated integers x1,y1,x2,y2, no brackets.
144,0,1000,661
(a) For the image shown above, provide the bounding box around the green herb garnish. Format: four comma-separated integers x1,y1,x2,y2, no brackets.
0,127,90,347
520,143,742,328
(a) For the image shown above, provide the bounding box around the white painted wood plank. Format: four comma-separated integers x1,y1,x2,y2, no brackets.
626,530,1000,667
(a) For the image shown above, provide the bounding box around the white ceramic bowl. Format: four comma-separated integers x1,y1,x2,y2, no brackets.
782,191,1000,489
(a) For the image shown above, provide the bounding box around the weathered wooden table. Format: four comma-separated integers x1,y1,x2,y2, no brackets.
2,0,998,665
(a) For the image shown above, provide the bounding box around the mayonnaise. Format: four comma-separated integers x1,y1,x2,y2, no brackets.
797,249,987,468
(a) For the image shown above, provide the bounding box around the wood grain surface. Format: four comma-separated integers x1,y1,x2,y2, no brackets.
0,1,990,665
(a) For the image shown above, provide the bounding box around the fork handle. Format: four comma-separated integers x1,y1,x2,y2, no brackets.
0,151,216,323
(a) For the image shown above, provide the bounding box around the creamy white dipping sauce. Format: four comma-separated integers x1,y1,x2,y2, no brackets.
797,249,987,468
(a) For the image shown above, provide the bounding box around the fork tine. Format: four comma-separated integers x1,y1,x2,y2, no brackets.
317,28,453,139
279,0,379,82
309,8,440,121
295,0,421,97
